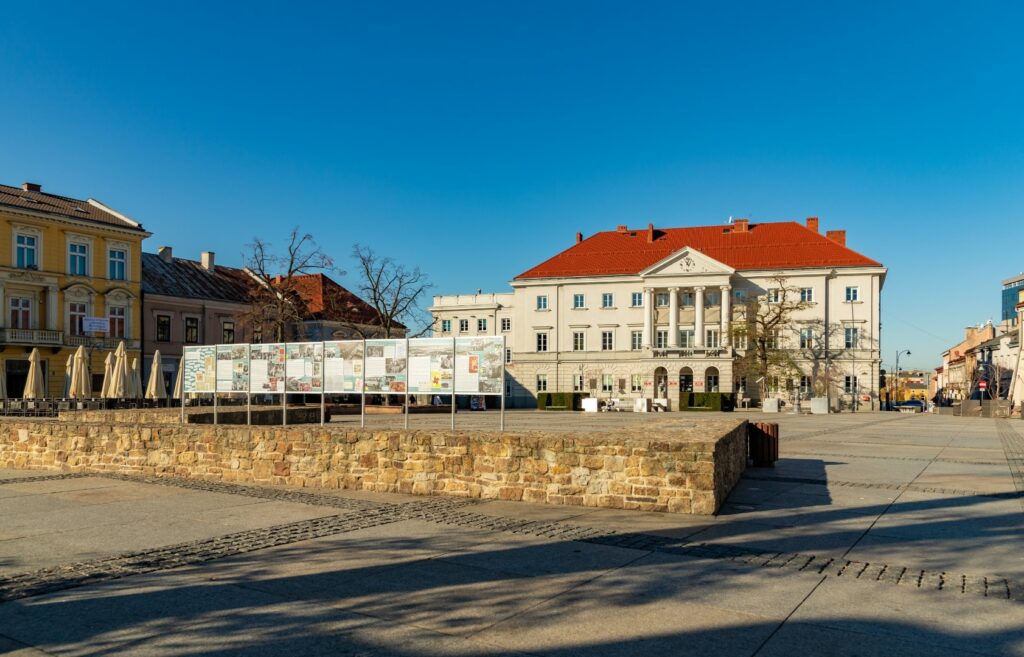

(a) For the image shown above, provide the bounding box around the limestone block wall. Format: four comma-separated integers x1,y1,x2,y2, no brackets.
0,414,748,514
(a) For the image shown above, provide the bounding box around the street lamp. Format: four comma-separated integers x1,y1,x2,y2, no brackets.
894,349,911,409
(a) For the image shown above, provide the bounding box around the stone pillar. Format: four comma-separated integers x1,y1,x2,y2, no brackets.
720,285,731,347
694,286,705,347
643,288,654,347
0,283,5,328
46,285,58,331
668,287,679,347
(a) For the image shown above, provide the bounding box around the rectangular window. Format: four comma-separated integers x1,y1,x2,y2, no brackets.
222,321,235,344
680,329,694,348
733,330,747,350
573,374,583,392
184,317,199,344
536,374,548,392
505,348,512,364
631,330,643,351
536,332,548,352
681,291,694,307
631,374,642,393
68,243,88,276
656,292,669,307
15,234,37,269
501,318,511,331
845,326,859,349
477,318,487,332
631,292,643,307
69,303,86,336
736,376,747,394
9,297,30,328
655,330,668,348
459,319,469,333
800,287,814,303
706,328,720,348
536,295,548,310
601,293,614,308
601,330,613,351
109,306,126,338
800,376,812,396
572,331,585,351
766,330,780,349
705,291,720,307
156,314,171,342
767,289,781,304
573,293,585,309
844,375,859,394
109,249,127,281
505,380,511,397
252,325,262,344
845,286,859,302
441,319,451,332
601,374,613,392
799,327,814,349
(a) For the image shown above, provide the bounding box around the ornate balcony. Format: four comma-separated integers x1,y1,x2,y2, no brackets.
0,328,64,347
651,346,733,359
65,335,141,350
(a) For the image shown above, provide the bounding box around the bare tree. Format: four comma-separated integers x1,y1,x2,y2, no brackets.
349,245,433,338
242,228,338,342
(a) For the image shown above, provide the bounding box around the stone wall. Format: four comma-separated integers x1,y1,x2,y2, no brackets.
0,413,748,514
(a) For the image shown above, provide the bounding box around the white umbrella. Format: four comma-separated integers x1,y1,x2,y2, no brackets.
145,350,167,401
63,354,73,398
69,346,91,399
108,342,128,399
22,348,46,399
0,358,6,400
100,352,114,398
131,357,143,400
173,355,184,400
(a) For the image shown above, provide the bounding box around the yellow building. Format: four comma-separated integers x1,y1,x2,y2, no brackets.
0,182,150,397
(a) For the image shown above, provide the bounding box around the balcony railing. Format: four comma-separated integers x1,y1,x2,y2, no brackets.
65,335,140,350
0,328,64,346
651,346,733,358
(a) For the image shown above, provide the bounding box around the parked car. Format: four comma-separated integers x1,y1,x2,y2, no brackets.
894,400,926,413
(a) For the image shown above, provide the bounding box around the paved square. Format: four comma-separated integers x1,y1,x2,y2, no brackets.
1,413,1022,656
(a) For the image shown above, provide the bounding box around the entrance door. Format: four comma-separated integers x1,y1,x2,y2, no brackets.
653,367,668,398
679,367,694,392
6,360,29,398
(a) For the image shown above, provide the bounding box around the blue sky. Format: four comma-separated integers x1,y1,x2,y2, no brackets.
1,1,1022,370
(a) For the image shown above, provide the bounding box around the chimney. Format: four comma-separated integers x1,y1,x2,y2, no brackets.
616,224,628,233
647,223,654,243
733,218,749,233
201,251,215,271
21,182,41,192
157,246,173,263
825,230,846,247
806,216,819,233
576,231,583,244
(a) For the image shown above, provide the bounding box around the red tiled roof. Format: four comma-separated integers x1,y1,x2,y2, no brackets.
515,221,881,279
288,273,404,329
0,183,147,232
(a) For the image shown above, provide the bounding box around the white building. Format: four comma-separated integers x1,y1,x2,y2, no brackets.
431,217,887,410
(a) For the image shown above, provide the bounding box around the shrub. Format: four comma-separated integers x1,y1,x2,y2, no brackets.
679,392,735,412
537,392,588,410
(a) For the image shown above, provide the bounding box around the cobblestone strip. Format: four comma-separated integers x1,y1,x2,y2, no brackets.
995,420,1024,509
0,473,89,486
741,473,1022,500
0,509,402,603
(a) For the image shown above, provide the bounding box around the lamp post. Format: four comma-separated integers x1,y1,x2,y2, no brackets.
894,349,911,410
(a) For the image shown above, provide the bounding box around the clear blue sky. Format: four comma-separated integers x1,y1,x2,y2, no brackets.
2,1,1022,370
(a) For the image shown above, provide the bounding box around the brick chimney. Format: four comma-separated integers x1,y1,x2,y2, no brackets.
21,182,41,192
647,223,655,243
201,251,216,271
733,218,749,233
576,231,583,244
806,216,819,233
616,224,628,233
158,246,173,263
825,230,846,247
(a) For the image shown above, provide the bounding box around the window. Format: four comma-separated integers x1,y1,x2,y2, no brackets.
68,243,88,276
799,327,814,349
505,380,511,397
845,286,859,302
631,292,643,307
800,376,812,396
536,332,548,352
572,331,585,351
705,291,719,307
656,292,669,307
573,293,585,309
459,319,469,333
800,287,814,303
573,374,584,392
9,298,30,329
109,249,127,281
222,321,235,344
706,370,720,392
844,375,859,394
734,289,748,303
109,306,126,338
536,295,548,310
156,315,171,342
767,289,781,304
631,374,642,393
536,374,548,392
766,330,780,349
733,328,747,350
252,325,262,344
69,303,86,336
681,291,694,307
441,319,451,333
655,330,668,348
706,328,720,348
15,234,38,269
601,330,613,351
477,318,487,332
845,326,859,349
601,293,614,308
680,329,694,348
601,374,613,392
631,330,643,351
501,318,511,331
184,317,199,344
736,376,747,394
505,348,512,364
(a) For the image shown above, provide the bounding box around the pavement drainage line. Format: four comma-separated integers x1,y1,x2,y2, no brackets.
741,473,1022,500
0,473,90,486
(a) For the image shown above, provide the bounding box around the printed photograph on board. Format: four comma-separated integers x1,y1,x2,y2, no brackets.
364,339,407,393
455,336,504,395
216,344,250,392
183,346,216,393
407,338,454,394
323,340,364,393
249,343,286,393
285,342,324,392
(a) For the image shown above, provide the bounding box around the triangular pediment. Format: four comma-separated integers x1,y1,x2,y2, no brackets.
640,247,735,277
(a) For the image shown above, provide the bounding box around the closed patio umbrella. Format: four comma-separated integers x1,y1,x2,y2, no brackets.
145,350,167,401
23,348,46,399
108,342,128,399
100,352,114,398
0,359,6,400
69,346,91,399
131,357,143,400
63,354,73,398
172,355,184,400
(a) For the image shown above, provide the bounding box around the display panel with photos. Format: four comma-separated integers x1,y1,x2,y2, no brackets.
249,343,286,393
407,338,454,394
182,346,216,393
215,344,250,392
285,342,323,393
454,336,504,395
323,340,364,393
364,339,407,393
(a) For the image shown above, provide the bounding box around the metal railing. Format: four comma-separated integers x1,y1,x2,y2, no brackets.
65,335,140,350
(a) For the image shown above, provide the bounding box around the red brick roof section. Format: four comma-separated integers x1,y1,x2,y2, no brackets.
515,221,882,279
0,184,146,232
289,273,404,329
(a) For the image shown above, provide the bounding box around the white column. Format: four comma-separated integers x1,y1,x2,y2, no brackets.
668,287,679,347
694,286,705,347
720,285,731,347
642,288,653,347
46,285,58,331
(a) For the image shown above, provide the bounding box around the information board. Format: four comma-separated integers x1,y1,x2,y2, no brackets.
323,340,364,393
455,337,504,395
216,344,250,393
407,338,454,394
249,343,286,393
364,339,407,393
182,346,216,393
285,342,323,393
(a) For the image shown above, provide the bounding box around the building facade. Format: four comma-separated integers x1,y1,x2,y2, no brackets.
1001,273,1024,325
431,217,886,410
0,182,149,396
